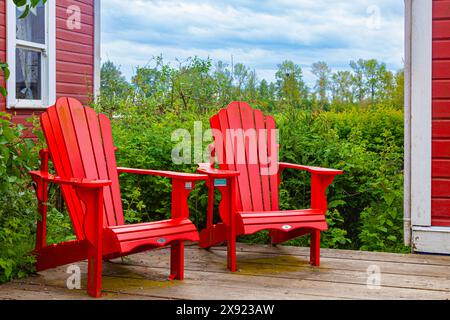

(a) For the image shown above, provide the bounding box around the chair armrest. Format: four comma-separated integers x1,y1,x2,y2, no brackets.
117,167,207,181
29,171,112,188
279,162,343,175
117,167,206,221
197,163,240,178
279,163,342,214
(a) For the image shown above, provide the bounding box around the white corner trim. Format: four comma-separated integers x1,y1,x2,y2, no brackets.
404,0,412,246
6,0,16,108
410,0,432,227
412,226,450,254
48,1,56,107
93,0,101,99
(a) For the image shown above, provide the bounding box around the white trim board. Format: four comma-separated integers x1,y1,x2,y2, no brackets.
404,0,412,246
409,0,432,228
412,227,450,255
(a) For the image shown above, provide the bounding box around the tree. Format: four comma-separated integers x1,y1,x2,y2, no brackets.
330,70,354,105
101,61,131,99
275,60,307,108
349,59,367,102
391,69,404,109
132,55,174,108
232,63,249,99
243,70,258,102
311,61,331,106
350,59,395,104
213,61,233,107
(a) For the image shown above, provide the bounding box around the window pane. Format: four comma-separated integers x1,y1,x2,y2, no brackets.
16,48,42,100
16,3,45,44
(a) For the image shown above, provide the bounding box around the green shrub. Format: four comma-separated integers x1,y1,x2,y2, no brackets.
0,114,75,283
277,106,406,251
0,114,38,283
95,98,408,253
0,97,408,285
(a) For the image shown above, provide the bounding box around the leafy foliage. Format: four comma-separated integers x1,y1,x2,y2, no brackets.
0,114,38,282
0,55,407,283
95,57,407,253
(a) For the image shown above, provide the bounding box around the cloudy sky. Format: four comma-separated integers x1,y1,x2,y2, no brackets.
101,0,405,86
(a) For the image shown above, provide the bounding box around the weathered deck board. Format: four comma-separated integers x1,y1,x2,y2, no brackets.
0,243,449,300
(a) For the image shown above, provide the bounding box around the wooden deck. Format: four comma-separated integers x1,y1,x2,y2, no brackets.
1,243,450,300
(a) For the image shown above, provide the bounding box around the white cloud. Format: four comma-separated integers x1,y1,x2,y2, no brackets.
101,0,405,86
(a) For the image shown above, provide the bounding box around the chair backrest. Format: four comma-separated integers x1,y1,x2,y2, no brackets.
40,97,124,239
210,102,280,212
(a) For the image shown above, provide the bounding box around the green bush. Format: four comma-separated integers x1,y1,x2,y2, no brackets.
0,114,38,282
0,98,407,284
276,106,406,252
0,114,75,284
95,98,407,253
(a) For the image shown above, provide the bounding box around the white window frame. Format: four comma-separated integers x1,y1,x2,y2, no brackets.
6,0,56,109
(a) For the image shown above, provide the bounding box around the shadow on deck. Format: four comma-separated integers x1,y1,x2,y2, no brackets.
1,243,450,300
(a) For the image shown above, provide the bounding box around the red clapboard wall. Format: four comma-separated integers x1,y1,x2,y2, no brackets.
0,0,95,128
432,0,450,226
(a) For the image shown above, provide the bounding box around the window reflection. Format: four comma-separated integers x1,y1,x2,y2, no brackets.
16,3,45,44
16,48,42,100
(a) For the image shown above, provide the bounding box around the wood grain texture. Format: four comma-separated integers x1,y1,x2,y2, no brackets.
55,0,95,105
1,244,450,300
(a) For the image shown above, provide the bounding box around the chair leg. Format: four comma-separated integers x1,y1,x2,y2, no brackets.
169,241,184,280
227,226,237,272
87,247,103,298
310,230,321,267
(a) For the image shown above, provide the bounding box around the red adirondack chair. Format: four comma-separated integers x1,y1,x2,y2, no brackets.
29,97,206,297
198,102,343,271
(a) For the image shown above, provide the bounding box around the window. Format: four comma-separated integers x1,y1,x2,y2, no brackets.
7,0,56,109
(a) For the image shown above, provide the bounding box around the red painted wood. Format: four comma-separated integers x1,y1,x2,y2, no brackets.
0,0,6,111
433,0,450,226
95,114,124,225
433,140,450,158
310,230,321,266
56,0,95,105
433,40,450,59
31,97,203,297
432,179,450,198
433,100,450,118
433,80,450,99
433,60,450,80
434,0,450,19
433,20,450,39
198,102,342,270
215,108,243,211
44,104,86,238
226,102,254,211
254,109,271,211
433,159,450,177
84,106,117,227
432,198,450,216
266,115,279,210
169,242,185,281
239,102,264,211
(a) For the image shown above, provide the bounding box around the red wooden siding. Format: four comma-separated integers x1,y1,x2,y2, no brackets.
56,0,94,103
0,0,95,129
0,1,6,111
432,0,450,226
